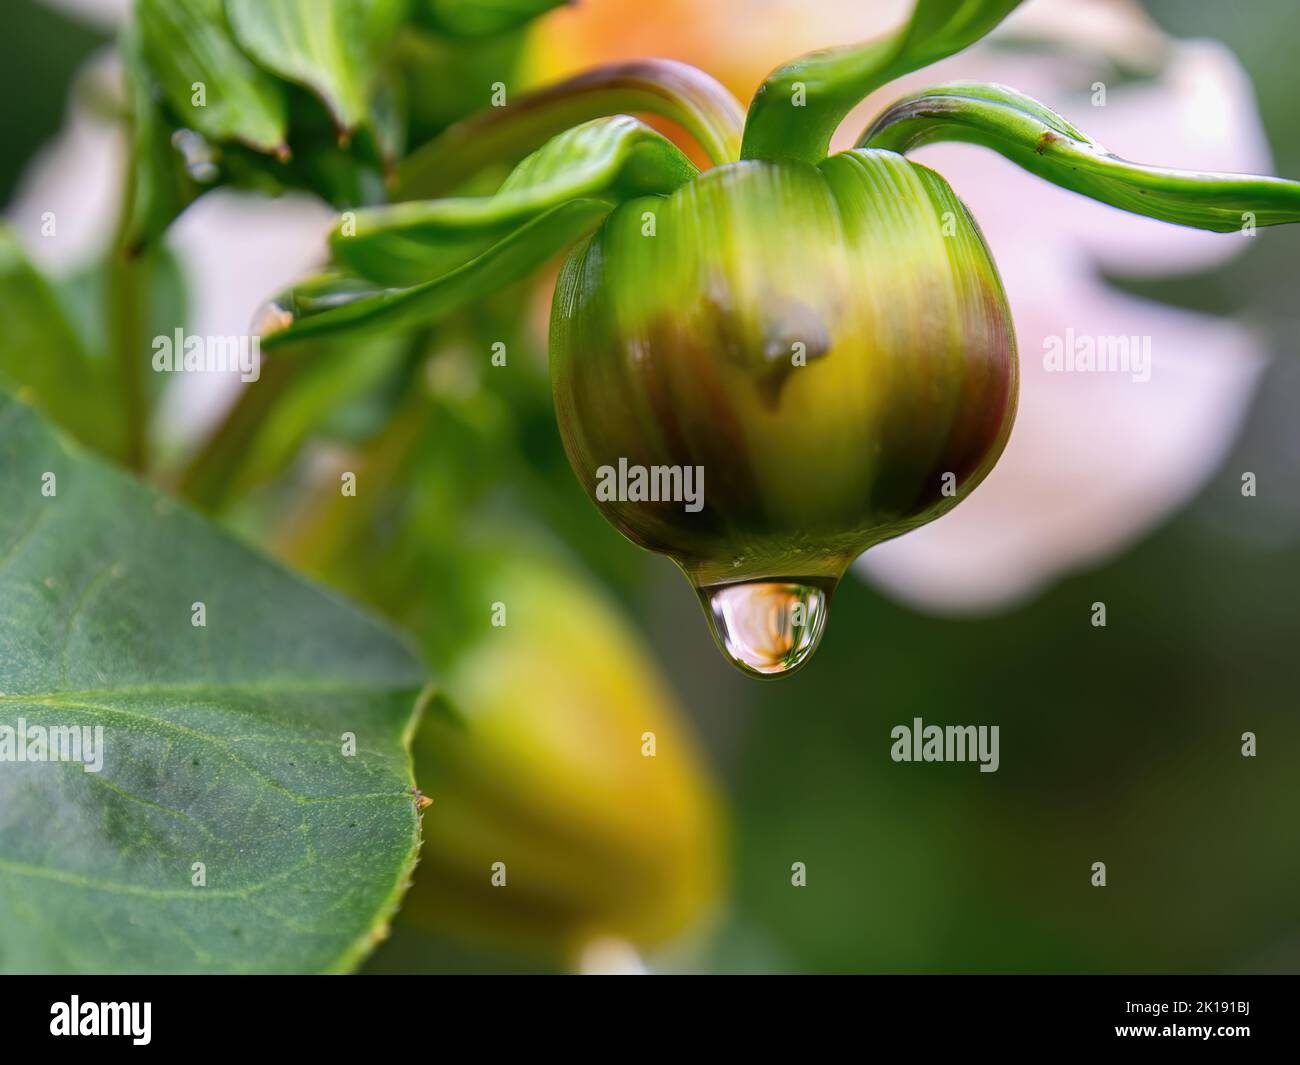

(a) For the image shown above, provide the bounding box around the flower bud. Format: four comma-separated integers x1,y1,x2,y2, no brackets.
551,149,1017,676
402,557,725,965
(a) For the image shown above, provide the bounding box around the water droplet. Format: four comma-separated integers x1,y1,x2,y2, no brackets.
170,129,220,184
250,298,295,339
698,579,831,678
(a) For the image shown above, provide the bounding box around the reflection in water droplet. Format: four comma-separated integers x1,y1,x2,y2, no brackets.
170,129,220,184
250,298,295,339
698,580,831,678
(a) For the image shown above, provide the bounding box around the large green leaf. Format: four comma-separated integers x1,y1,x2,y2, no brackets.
0,391,430,973
137,0,287,156
0,227,124,459
336,115,698,286
858,82,1300,231
224,0,407,136
741,0,1024,163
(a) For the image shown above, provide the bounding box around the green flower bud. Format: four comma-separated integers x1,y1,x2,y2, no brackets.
259,17,1300,678
550,149,1018,676
402,558,725,965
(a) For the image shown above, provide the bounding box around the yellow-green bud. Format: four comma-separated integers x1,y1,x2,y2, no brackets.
551,149,1018,676
403,558,725,965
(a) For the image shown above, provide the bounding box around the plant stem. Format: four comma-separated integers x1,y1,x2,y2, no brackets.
106,160,150,472
173,344,310,512
397,59,744,199
274,384,431,578
740,0,1023,164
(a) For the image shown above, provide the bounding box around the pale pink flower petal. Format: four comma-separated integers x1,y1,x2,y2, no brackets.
854,25,1272,612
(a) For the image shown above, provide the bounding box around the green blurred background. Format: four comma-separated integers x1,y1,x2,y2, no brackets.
3,0,1297,973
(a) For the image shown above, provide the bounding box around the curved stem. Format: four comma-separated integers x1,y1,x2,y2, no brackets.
858,83,1300,231
740,0,1023,164
173,344,311,513
396,59,744,198
274,381,432,577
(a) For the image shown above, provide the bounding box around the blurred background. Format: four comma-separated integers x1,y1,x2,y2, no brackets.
2,0,1297,973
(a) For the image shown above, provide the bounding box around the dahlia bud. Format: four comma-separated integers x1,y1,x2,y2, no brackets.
550,150,1017,676
402,557,725,964
259,4,1300,678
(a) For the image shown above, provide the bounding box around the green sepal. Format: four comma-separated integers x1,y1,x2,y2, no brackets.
335,115,698,286
741,0,1025,164
859,82,1300,231
262,198,609,347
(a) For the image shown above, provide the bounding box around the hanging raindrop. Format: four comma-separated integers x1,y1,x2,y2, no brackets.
549,155,1018,679
697,579,831,678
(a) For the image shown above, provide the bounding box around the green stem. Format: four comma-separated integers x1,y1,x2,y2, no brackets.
106,160,150,472
740,0,1023,164
275,384,431,577
173,344,310,513
397,59,744,198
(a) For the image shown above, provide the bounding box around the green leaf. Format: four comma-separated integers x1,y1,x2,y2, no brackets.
0,227,125,459
741,0,1025,164
0,391,430,973
137,0,288,156
858,82,1300,231
336,115,698,285
56,246,191,410
420,0,568,38
224,0,407,136
263,197,609,346
120,18,201,251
